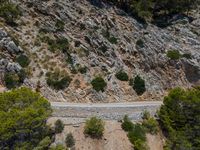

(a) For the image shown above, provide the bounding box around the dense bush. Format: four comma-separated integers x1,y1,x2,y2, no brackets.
121,114,160,150
50,144,67,150
167,50,181,60
46,71,71,90
4,72,19,89
121,115,148,150
115,70,129,81
78,66,87,74
136,39,144,48
130,75,146,95
4,70,26,89
16,54,30,67
65,133,75,148
91,77,107,92
41,36,69,53
142,111,159,135
55,19,65,31
159,87,200,150
0,87,52,149
108,36,118,44
121,115,134,132
98,45,108,53
0,1,21,25
55,119,64,134
142,118,159,135
128,124,148,150
102,29,118,44
142,110,151,120
33,136,52,150
182,53,192,59
84,117,105,138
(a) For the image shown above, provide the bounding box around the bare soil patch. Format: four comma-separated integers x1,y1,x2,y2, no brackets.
146,133,164,150
49,120,132,150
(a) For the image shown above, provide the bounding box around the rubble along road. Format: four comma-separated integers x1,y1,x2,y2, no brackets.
50,101,163,123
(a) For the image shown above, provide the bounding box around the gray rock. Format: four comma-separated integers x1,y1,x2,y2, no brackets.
6,41,21,53
0,28,7,40
6,62,22,72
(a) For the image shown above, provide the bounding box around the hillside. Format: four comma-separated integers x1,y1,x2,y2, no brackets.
0,0,200,102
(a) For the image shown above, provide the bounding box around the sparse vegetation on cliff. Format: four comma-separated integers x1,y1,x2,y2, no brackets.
0,1,21,25
46,71,71,90
91,77,107,92
4,70,26,89
130,75,146,95
115,70,129,81
167,50,181,60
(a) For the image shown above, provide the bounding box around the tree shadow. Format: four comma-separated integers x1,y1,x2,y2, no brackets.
152,13,195,28
88,0,148,28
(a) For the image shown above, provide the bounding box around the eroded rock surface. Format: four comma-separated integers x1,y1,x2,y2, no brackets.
0,28,23,74
1,0,200,102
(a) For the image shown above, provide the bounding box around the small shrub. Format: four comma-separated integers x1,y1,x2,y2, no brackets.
78,66,87,74
0,2,21,25
65,133,75,148
167,50,181,60
84,117,104,138
16,54,30,67
142,111,159,134
55,119,64,133
182,53,192,59
49,144,66,150
4,70,26,89
101,29,117,44
4,72,19,89
102,29,110,39
142,117,159,135
115,70,129,81
66,53,73,65
129,124,146,142
34,136,51,150
46,71,71,90
128,124,148,150
136,39,144,48
44,37,69,53
91,77,107,92
56,38,69,52
108,36,118,44
18,69,27,83
132,139,149,150
142,110,151,120
98,45,108,53
55,19,65,31
122,115,149,150
130,75,146,95
121,115,134,132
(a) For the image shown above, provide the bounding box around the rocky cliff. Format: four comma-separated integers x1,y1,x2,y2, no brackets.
0,0,200,102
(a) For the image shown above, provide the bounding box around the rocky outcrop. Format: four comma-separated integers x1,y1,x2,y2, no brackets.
1,0,200,102
0,28,23,73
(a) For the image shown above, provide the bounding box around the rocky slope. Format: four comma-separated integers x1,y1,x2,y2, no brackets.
0,0,200,102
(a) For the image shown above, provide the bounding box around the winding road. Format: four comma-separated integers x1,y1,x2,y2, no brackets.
50,101,163,124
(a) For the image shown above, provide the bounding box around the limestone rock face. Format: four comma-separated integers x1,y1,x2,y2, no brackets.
0,28,23,74
1,0,200,102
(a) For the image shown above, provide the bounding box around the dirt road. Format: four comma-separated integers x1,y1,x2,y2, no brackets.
50,101,162,124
